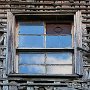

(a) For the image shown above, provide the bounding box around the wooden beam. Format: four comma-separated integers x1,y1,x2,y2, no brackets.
0,83,68,87
0,56,6,59
16,48,74,53
0,7,90,10
0,30,7,33
82,20,90,23
0,1,89,6
0,35,4,44
83,16,90,19
83,65,90,67
7,74,81,78
13,10,76,14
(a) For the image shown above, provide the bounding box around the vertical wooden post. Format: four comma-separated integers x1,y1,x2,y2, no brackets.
74,10,83,75
7,12,15,74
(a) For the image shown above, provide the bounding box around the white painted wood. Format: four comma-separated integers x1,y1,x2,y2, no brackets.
74,10,83,75
7,12,16,74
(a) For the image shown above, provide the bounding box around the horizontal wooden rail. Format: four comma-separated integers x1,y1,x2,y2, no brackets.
0,7,90,10
0,1,89,6
0,83,67,87
1,10,90,15
16,48,74,52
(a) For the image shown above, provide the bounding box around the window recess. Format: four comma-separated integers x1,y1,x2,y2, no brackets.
7,11,83,76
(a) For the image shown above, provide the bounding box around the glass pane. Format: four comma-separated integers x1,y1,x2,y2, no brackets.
46,53,72,64
46,35,72,48
47,65,72,74
19,22,44,34
19,35,44,48
19,53,45,64
19,65,45,74
46,24,71,35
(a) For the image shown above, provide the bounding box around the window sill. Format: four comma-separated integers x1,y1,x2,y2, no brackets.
7,73,82,79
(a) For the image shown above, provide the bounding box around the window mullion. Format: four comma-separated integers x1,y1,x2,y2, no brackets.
44,22,47,74
44,22,46,48
45,53,47,75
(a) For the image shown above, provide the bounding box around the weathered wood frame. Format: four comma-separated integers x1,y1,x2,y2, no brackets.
7,10,83,77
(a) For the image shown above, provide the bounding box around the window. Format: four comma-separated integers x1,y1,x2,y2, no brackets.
7,11,83,76
17,22,73,75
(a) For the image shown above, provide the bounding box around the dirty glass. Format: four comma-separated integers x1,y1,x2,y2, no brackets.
47,66,72,74
18,22,44,48
19,65,72,74
19,35,44,48
19,52,72,74
18,23,72,48
46,24,72,48
19,65,45,74
46,53,72,64
46,35,72,48
19,53,45,64
19,22,44,34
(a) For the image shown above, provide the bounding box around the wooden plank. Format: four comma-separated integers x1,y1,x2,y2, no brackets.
7,12,16,74
74,11,83,75
82,20,90,23
1,7,90,10
16,48,74,53
83,34,90,37
77,47,89,53
13,10,76,14
0,30,7,33
0,35,4,44
0,1,87,6
7,74,81,78
0,82,67,87
82,16,90,19
0,11,76,14
82,11,90,14
0,55,6,59
82,39,90,43
83,65,90,67
20,83,67,87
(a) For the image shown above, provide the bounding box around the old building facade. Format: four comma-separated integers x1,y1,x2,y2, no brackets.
0,0,90,90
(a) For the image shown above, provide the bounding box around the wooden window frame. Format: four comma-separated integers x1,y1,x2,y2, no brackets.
7,11,83,77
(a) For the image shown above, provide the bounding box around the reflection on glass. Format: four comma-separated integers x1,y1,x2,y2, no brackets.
19,53,45,64
47,65,72,74
46,53,72,64
19,65,72,74
19,36,44,48
18,52,73,74
46,35,72,48
19,22,44,34
19,65,45,74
